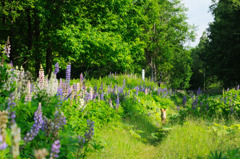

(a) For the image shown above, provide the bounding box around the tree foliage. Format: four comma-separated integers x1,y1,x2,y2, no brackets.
0,0,194,88
204,0,240,87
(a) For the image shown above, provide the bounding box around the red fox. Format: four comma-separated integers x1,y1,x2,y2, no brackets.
160,109,167,125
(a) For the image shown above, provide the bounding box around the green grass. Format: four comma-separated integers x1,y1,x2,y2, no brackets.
87,125,160,159
87,117,240,159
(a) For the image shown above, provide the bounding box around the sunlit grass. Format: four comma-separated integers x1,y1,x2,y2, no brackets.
87,117,240,159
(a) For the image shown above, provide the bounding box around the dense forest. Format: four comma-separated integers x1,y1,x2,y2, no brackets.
0,0,194,89
1,0,240,89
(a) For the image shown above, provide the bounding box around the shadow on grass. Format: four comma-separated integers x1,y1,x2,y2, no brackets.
122,111,171,146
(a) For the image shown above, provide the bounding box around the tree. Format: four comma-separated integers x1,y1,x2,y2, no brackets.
206,0,240,87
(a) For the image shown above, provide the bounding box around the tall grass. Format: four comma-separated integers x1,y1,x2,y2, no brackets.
157,118,240,159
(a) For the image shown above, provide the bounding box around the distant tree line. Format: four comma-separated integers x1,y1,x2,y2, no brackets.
190,0,240,89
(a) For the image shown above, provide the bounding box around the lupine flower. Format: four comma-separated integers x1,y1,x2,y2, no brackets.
39,65,45,89
4,38,11,58
0,110,8,142
42,111,66,139
158,88,161,95
221,97,224,103
85,120,94,141
114,84,117,94
35,148,49,159
78,98,85,110
59,79,62,87
25,81,32,102
109,98,113,108
116,95,119,109
237,85,239,91
183,95,187,106
66,62,71,83
145,88,148,95
234,94,237,101
11,123,21,158
24,103,43,142
118,87,124,95
57,86,63,104
90,87,93,100
0,135,7,150
78,136,85,148
7,93,16,124
197,87,201,95
227,88,229,92
54,62,59,75
80,73,84,84
224,97,227,104
50,140,61,159
135,86,139,96
123,79,125,87
100,92,104,101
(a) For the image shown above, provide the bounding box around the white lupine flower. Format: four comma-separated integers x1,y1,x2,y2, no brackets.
77,98,85,110
45,73,58,97
11,123,21,159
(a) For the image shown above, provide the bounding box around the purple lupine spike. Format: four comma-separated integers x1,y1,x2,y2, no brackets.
7,93,16,124
80,73,84,84
123,79,125,87
158,88,161,95
237,85,239,91
227,88,229,92
183,95,187,106
24,103,43,142
85,120,94,141
116,95,120,109
100,92,104,101
54,62,59,75
197,87,201,96
135,86,139,96
114,84,117,93
57,86,63,102
50,140,61,158
235,94,237,101
118,87,123,95
0,135,8,150
54,111,67,129
66,62,71,83
224,97,227,104
9,61,13,67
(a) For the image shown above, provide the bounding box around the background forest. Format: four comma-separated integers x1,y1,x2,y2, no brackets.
1,0,240,89
0,0,195,89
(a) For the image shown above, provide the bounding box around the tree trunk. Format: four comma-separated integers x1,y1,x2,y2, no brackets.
25,8,32,70
34,10,41,79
